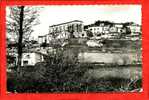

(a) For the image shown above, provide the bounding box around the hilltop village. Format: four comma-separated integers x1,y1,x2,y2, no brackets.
7,20,141,67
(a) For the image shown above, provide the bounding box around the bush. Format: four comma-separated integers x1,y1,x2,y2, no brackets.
7,47,142,92
7,48,88,92
43,48,88,92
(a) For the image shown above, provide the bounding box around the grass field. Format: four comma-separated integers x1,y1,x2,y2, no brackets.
7,39,142,93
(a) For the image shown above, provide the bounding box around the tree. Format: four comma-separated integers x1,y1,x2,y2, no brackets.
94,20,114,26
86,30,94,38
7,6,40,71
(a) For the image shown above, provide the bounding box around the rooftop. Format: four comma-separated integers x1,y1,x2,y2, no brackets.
49,20,83,27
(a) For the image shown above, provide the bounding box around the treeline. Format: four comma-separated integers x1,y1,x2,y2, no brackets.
84,20,136,29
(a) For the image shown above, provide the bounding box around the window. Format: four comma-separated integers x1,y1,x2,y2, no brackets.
97,34,101,36
63,26,65,30
26,54,30,59
23,60,28,66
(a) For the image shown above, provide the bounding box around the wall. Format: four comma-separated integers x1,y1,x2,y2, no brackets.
21,53,44,66
78,52,141,65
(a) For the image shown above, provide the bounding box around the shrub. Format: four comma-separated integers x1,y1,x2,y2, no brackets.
7,47,142,92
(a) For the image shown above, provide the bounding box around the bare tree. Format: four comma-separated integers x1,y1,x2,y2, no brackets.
7,6,41,71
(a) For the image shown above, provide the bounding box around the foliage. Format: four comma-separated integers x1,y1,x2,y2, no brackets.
84,20,114,29
7,6,41,70
7,6,40,42
7,48,142,92
94,20,114,26
86,30,94,37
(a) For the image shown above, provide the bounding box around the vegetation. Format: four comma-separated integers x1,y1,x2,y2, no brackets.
86,30,94,38
84,20,114,29
7,13,142,92
7,6,41,71
7,47,142,93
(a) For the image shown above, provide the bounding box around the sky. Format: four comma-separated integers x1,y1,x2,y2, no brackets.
7,5,142,39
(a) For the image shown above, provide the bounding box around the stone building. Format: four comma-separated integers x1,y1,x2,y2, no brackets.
21,51,46,66
126,23,141,36
49,20,86,38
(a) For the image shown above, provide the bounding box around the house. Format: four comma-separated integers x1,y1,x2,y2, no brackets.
49,20,84,33
86,24,111,37
87,26,103,36
126,23,141,36
21,51,46,66
109,26,117,33
108,23,125,38
114,23,124,33
38,35,47,44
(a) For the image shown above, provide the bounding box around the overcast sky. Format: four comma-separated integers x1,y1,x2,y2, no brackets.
8,5,142,39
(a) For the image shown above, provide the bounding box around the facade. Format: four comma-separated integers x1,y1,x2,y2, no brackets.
38,34,53,44
38,35,47,44
38,20,87,45
87,26,103,36
86,25,110,37
109,26,117,33
127,24,141,35
38,21,141,44
86,23,126,39
49,20,85,38
49,20,83,33
102,25,110,34
114,23,124,33
21,51,45,66
109,23,125,38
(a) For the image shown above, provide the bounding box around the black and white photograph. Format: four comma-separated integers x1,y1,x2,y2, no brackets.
6,5,142,93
